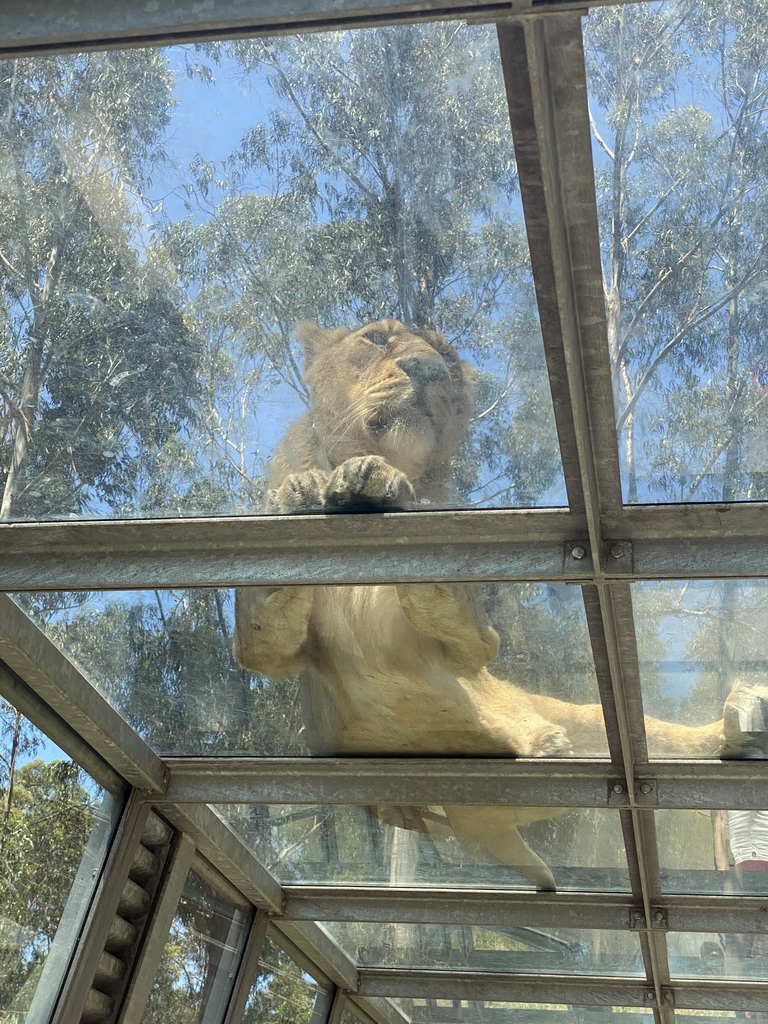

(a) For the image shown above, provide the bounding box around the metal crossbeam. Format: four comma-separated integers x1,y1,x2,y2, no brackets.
6,502,768,589
163,756,768,808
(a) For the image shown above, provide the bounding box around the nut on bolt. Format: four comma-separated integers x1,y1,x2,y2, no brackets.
571,544,587,560
640,782,653,794
609,543,625,559
612,783,624,794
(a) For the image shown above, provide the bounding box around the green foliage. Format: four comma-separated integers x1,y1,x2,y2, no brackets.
0,701,105,1017
242,936,325,1024
586,0,768,503
0,49,202,520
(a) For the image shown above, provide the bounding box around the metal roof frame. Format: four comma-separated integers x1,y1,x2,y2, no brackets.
2,3,768,1024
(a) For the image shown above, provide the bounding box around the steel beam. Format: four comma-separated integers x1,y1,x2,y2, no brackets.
282,886,768,935
0,0,653,60
163,755,768,808
0,509,584,590
357,971,655,1006
283,887,636,930
153,802,284,914
165,756,615,806
6,503,768,587
0,595,167,793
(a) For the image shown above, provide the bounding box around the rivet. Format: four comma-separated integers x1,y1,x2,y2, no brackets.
610,543,625,559
571,545,587,560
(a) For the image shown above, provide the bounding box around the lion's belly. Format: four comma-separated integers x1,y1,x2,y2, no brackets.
302,586,505,755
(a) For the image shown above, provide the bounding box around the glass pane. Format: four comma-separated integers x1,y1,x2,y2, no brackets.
633,580,768,759
659,809,768,895
141,866,249,1024
13,582,604,758
669,929,768,981
324,923,643,975
0,698,121,1022
216,804,630,893
585,0,768,503
241,933,331,1023
399,1005,656,1024
0,26,564,525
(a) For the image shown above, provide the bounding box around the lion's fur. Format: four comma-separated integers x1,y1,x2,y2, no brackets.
234,320,765,889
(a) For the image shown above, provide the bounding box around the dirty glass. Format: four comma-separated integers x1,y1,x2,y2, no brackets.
324,923,643,975
632,581,768,759
10,581,604,758
0,24,564,525
585,0,768,503
659,809,768,896
140,865,249,1024
398,1005,655,1023
668,930,768,981
0,698,121,1022
241,932,331,1023
215,804,630,892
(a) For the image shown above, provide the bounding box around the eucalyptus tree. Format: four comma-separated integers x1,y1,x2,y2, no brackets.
162,23,564,511
0,49,201,522
586,0,768,504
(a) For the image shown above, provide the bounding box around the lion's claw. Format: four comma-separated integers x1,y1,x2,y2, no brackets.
324,455,415,512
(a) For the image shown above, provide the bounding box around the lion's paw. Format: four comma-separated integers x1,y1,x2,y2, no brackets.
268,470,328,514
324,455,415,512
528,725,574,758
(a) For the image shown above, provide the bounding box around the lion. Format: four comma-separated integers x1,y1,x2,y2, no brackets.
233,320,768,890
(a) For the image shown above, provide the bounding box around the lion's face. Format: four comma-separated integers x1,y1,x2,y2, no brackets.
298,320,475,483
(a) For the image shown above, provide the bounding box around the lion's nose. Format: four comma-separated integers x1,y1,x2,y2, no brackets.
396,355,450,384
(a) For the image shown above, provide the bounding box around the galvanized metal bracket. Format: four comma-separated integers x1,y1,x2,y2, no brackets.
649,907,668,930
635,779,658,806
564,540,592,574
603,539,634,573
607,779,630,806
629,908,646,930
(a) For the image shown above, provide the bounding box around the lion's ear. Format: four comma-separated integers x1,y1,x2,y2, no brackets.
296,322,350,369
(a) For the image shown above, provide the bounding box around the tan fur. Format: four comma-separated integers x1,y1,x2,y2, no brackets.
234,321,768,889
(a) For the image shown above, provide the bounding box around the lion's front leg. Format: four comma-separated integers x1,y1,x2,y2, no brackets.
396,583,500,676
233,586,314,678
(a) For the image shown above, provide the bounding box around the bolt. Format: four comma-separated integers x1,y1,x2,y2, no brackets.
571,545,587,560
644,990,656,1003
654,910,665,922
610,543,625,559
632,910,644,925
612,783,624,794
640,782,653,794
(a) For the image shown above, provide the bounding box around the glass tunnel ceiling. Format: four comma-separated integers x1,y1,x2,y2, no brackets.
4,1,768,1024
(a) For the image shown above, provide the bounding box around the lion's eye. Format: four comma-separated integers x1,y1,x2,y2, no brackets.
364,330,389,346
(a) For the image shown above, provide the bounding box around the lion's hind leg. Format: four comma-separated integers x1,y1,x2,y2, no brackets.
443,805,557,891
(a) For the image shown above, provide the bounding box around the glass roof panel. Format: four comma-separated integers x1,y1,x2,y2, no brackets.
11,581,603,757
140,863,250,1022
632,580,768,759
659,809,768,895
214,804,630,891
322,922,644,974
584,0,768,504
396,1004,655,1023
668,929,768,981
0,25,564,524
0,699,121,1022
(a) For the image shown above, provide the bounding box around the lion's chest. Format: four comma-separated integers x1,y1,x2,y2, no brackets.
303,586,483,753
